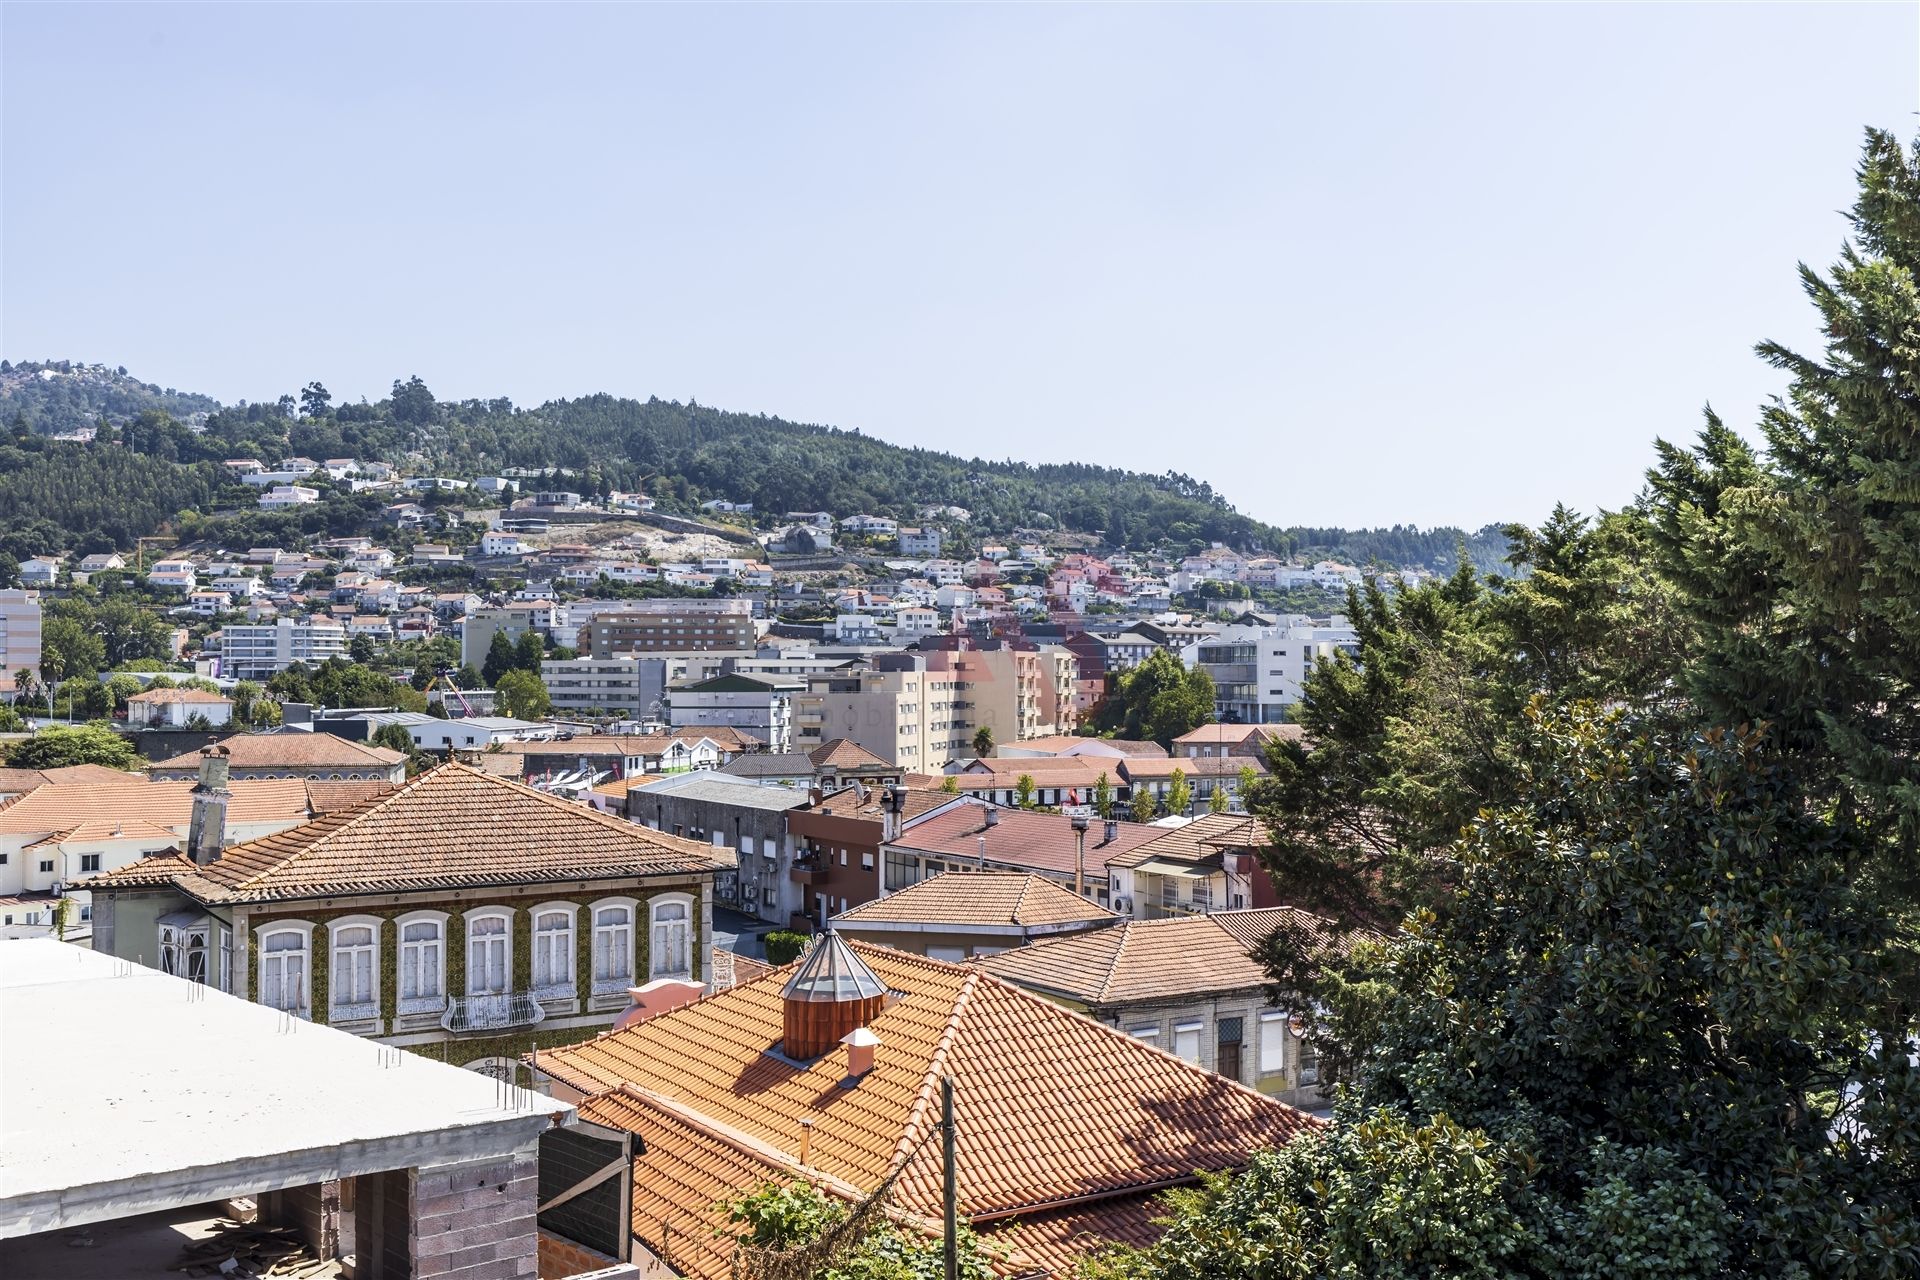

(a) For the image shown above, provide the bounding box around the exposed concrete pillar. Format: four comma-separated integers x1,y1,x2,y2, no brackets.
408,1142,540,1280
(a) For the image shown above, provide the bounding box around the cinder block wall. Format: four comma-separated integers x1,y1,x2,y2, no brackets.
409,1143,540,1280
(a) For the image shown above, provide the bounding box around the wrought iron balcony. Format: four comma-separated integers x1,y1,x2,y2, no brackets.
441,991,548,1033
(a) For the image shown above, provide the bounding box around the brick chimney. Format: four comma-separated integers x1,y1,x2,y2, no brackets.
187,746,231,865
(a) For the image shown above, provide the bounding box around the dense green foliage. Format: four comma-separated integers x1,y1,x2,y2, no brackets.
1107,130,1920,1280
5,723,138,770
726,1180,991,1280
1090,649,1216,747
1,365,1512,562
0,433,239,554
1110,710,1918,1279
266,659,427,712
762,931,809,966
494,668,551,720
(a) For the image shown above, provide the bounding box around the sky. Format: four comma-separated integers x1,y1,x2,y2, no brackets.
3,4,1915,530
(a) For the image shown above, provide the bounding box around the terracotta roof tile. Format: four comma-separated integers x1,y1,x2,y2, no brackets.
148,733,405,772
977,908,1364,1005
1117,756,1269,780
1102,812,1270,870
126,687,232,705
302,779,398,813
0,764,144,793
809,739,892,771
1170,724,1303,747
886,808,1162,879
143,763,730,904
833,873,1118,929
0,778,315,836
85,852,198,887
536,942,1316,1276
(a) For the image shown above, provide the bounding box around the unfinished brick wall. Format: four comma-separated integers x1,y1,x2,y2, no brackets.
535,1230,618,1279
353,1166,417,1280
410,1143,540,1280
261,1180,341,1259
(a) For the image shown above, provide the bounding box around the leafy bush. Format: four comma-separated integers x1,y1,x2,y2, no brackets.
763,931,809,966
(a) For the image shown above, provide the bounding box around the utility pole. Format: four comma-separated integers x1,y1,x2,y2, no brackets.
942,1075,958,1280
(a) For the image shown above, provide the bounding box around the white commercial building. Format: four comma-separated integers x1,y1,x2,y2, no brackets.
349,713,554,751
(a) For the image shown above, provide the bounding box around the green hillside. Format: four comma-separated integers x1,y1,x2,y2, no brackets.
0,364,1512,570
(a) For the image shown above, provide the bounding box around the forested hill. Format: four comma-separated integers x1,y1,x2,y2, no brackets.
0,360,220,433
0,362,1512,570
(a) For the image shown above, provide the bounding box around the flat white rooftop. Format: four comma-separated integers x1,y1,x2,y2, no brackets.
0,940,571,1237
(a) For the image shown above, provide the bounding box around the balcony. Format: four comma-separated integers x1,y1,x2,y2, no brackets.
440,991,548,1033
790,855,829,886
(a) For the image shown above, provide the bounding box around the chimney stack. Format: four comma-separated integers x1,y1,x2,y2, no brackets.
983,807,999,828
841,1026,880,1080
187,747,231,865
1103,819,1118,844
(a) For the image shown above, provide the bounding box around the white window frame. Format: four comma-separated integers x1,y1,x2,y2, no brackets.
1127,1023,1160,1046
396,910,449,1014
529,901,579,1000
1258,1009,1289,1075
649,892,694,981
218,926,232,994
160,919,211,985
1172,1020,1205,1064
256,921,315,1018
328,915,383,1023
463,907,513,998
590,896,638,995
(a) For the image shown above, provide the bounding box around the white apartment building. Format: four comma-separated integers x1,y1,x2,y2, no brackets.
664,673,800,752
0,589,43,697
1180,615,1360,724
541,652,744,718
215,617,349,680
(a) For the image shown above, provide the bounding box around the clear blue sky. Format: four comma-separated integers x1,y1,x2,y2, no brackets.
3,4,1914,528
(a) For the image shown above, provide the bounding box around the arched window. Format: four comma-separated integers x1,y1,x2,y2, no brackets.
650,893,693,980
329,916,381,1022
257,923,313,1016
590,897,636,995
397,911,448,1013
530,903,577,998
465,909,512,997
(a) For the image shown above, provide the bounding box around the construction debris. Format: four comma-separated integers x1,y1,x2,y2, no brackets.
170,1218,334,1278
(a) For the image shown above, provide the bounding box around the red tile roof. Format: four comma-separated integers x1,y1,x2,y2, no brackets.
116,762,731,904
0,778,315,836
809,738,893,771
832,872,1118,930
885,807,1162,879
148,733,405,772
537,943,1316,1277
978,908,1364,1006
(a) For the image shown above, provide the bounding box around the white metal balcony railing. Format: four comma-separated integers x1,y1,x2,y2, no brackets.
441,991,549,1033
